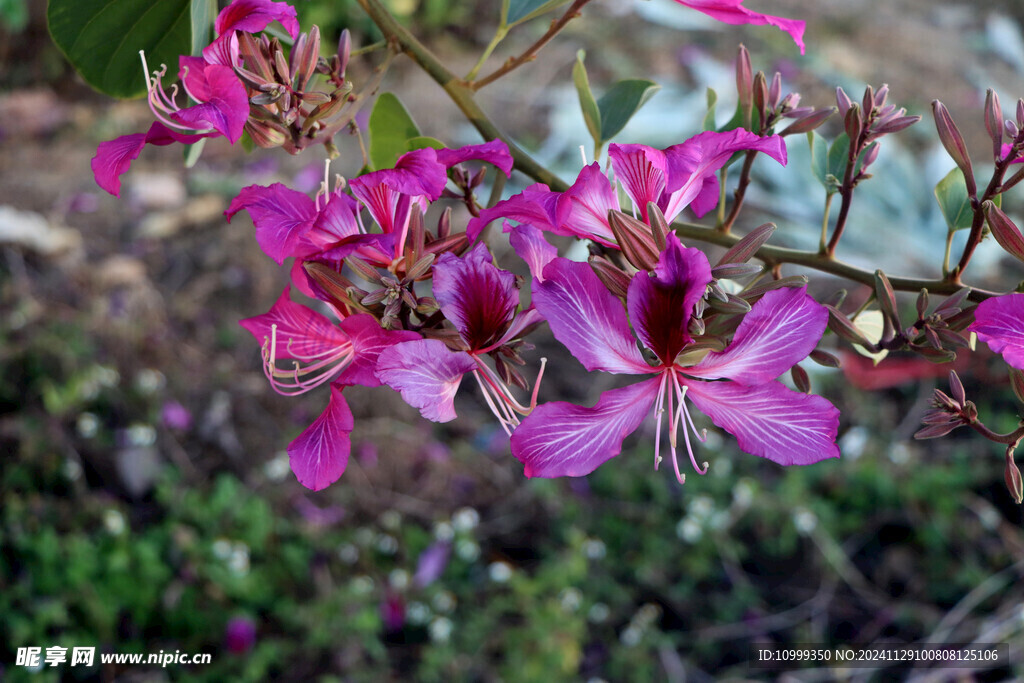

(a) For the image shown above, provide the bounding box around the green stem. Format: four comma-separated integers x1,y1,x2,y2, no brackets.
942,230,954,278
465,26,508,81
818,193,834,254
671,221,997,301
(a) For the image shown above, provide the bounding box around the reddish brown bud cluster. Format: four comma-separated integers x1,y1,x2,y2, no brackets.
236,27,354,155
915,371,975,439
735,45,832,137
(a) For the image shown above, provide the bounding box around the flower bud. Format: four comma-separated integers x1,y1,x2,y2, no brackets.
948,370,966,406
874,84,889,108
984,89,1004,160
752,71,769,131
780,107,834,136
337,29,351,78
932,100,976,198
736,45,753,128
983,200,1024,263
589,255,631,299
1005,450,1023,505
809,349,841,368
607,210,659,271
791,364,811,393
861,85,875,117
646,202,668,252
861,142,880,170
1017,98,1024,129
844,103,862,150
716,222,775,265
836,87,853,118
769,72,782,109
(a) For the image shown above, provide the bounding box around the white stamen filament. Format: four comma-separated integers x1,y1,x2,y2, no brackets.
471,355,547,435
262,323,355,396
652,368,711,484
139,50,217,136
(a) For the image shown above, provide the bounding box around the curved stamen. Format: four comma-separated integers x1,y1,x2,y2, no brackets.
472,369,517,436
653,371,668,470
671,372,709,476
262,323,354,396
139,50,217,136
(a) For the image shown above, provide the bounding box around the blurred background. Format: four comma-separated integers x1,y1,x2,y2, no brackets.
2,0,1024,680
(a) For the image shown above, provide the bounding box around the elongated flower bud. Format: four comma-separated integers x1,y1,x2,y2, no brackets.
1006,451,1023,505
983,201,1024,263
984,89,1004,160
932,100,976,198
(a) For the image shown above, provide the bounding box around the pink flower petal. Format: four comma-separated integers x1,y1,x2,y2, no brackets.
533,258,652,374
673,0,806,54
663,130,787,220
511,378,661,477
435,139,514,177
627,234,713,364
91,122,207,197
336,315,420,387
558,163,620,246
608,144,668,222
466,183,565,242
970,293,1024,370
238,286,348,361
433,242,518,351
682,378,840,465
507,222,557,282
684,286,827,384
376,340,477,422
288,384,353,490
170,63,248,143
225,183,317,264
215,0,300,40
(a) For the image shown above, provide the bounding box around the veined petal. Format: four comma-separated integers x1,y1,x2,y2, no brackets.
663,130,787,220
376,340,477,422
466,183,564,242
91,122,208,197
511,378,661,477
673,0,806,54
170,63,248,143
608,144,668,222
534,258,652,374
435,139,514,177
238,286,348,360
215,0,300,40
558,163,620,246
303,190,362,253
970,293,1024,370
507,222,557,282
684,286,827,384
225,183,317,264
336,314,420,387
434,242,519,351
682,379,840,465
288,384,353,491
627,234,713,364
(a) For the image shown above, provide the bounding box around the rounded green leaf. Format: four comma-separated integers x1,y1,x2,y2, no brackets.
48,0,192,99
368,92,421,170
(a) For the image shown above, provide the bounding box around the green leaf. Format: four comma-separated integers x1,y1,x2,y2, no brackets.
597,79,660,142
190,0,216,57
934,167,983,232
851,310,889,365
702,88,718,131
572,51,601,151
406,136,446,151
809,132,847,195
368,93,421,171
48,0,192,99
183,138,207,168
502,0,572,28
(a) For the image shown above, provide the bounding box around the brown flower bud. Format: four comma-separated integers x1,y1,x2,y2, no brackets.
1005,450,1023,504
736,45,753,129
607,209,659,271
984,200,1024,263
780,107,835,136
716,222,775,265
589,255,631,300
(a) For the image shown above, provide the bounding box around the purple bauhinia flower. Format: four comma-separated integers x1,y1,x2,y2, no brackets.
376,241,544,433
226,142,514,271
239,286,417,490
511,233,839,481
969,294,1024,369
673,0,806,55
467,129,786,245
91,0,300,196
